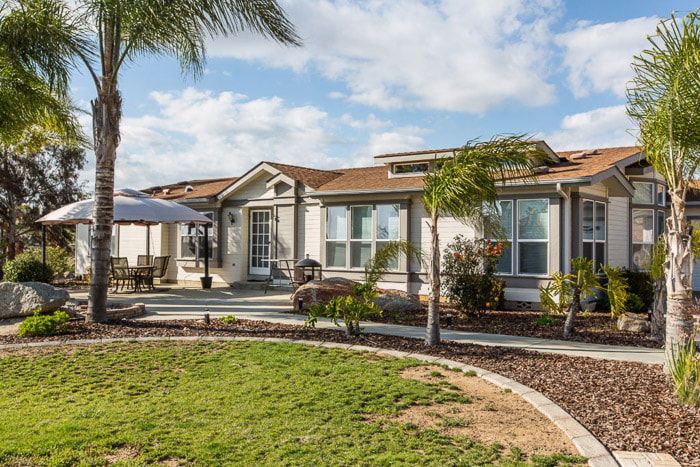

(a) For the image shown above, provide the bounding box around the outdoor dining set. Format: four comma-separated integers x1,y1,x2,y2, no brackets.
109,255,170,293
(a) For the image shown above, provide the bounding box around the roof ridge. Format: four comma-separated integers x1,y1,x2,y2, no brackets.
264,160,344,175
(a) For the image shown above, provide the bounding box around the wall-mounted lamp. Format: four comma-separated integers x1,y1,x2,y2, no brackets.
228,212,236,225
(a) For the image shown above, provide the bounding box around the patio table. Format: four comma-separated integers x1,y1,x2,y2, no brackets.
128,265,154,293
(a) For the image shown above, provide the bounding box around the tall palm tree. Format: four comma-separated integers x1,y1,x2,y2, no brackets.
0,0,299,322
422,135,543,346
627,11,700,360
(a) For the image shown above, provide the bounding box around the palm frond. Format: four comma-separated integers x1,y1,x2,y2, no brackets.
363,240,424,288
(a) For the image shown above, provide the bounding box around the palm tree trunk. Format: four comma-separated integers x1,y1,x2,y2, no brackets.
86,79,121,323
651,278,666,342
425,210,441,346
563,287,580,338
664,191,695,368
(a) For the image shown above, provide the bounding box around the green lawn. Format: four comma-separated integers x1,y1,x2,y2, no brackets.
0,341,583,466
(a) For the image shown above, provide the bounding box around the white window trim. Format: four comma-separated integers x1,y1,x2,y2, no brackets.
516,198,550,277
179,211,213,260
582,200,606,268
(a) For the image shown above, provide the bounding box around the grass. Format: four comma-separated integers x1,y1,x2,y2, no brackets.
0,341,584,465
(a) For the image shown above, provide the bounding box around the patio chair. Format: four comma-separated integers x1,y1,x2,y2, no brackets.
110,257,132,292
137,255,153,266
264,259,301,295
146,255,170,290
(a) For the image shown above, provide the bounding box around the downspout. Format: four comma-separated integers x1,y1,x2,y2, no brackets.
557,183,571,274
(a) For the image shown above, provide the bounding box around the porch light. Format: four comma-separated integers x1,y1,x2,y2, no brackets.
228,211,236,224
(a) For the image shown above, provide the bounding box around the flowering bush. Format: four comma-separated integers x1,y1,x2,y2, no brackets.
441,235,506,315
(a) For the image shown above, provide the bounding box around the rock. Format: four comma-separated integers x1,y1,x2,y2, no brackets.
617,313,650,333
0,281,70,318
373,289,422,314
292,277,358,310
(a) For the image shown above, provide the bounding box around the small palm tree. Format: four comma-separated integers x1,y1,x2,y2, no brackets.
562,257,600,338
422,135,543,346
627,11,700,359
0,0,299,322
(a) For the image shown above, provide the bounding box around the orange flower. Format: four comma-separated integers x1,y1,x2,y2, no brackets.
460,257,466,263
497,242,504,248
485,302,491,308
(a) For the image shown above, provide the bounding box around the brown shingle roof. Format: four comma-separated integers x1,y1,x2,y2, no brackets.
315,146,643,192
143,177,238,201
265,161,343,189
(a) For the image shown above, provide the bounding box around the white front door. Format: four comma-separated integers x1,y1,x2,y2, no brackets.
249,210,271,276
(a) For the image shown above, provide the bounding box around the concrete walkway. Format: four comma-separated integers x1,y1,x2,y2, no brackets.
65,287,665,365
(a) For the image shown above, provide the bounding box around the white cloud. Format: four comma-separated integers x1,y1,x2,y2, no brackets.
208,0,560,113
556,16,658,98
544,105,637,151
340,113,392,130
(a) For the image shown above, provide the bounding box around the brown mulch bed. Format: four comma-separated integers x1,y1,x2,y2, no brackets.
371,303,662,348
1,319,697,464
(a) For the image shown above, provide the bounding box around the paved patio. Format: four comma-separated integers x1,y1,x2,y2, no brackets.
65,286,665,365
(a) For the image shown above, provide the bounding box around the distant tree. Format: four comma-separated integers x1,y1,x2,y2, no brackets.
0,141,86,265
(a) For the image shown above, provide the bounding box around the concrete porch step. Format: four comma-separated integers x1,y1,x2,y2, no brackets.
229,281,293,292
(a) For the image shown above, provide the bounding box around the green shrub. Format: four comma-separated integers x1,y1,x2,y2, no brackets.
220,315,237,324
625,293,646,314
441,236,506,315
18,310,70,337
535,313,557,327
622,270,653,309
3,252,54,283
668,336,700,406
306,284,381,337
25,247,74,278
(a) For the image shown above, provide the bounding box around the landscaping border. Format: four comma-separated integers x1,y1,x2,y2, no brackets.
0,336,618,466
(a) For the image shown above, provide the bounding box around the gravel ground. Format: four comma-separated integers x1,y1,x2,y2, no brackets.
1,318,697,464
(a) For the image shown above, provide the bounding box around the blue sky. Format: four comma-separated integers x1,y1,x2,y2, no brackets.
69,0,698,189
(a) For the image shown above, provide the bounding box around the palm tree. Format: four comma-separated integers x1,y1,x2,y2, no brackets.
627,11,700,360
0,0,299,322
422,135,543,346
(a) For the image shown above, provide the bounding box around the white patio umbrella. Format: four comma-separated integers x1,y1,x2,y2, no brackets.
37,188,214,287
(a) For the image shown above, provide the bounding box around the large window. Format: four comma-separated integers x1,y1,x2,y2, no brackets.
582,200,606,270
326,206,347,268
180,212,213,260
632,182,654,204
632,209,654,270
517,199,549,276
326,204,400,269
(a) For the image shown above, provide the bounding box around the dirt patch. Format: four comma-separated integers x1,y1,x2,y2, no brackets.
380,366,577,457
104,446,139,464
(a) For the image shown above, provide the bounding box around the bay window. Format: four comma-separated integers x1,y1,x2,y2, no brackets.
632,182,654,204
657,184,666,205
582,200,606,270
632,209,654,270
517,199,549,276
180,212,213,260
325,204,401,269
657,211,666,237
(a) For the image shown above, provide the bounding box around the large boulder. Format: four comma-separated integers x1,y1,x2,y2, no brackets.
292,277,356,310
617,313,650,333
0,281,70,319
373,289,422,314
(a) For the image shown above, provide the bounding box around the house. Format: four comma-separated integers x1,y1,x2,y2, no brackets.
75,141,674,307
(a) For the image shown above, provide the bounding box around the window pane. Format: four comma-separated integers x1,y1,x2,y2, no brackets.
351,206,372,240
595,202,606,241
394,163,428,174
582,242,593,262
657,211,665,236
582,201,594,241
197,237,214,259
595,242,605,267
518,242,547,275
632,209,654,243
377,204,400,240
181,237,197,258
497,201,513,239
517,199,548,240
632,182,653,204
376,241,399,270
657,185,666,205
495,244,512,274
326,241,346,267
326,207,347,240
632,244,651,270
350,242,372,268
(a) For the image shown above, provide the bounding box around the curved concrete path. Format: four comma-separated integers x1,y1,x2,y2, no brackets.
0,336,618,466
67,287,664,365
